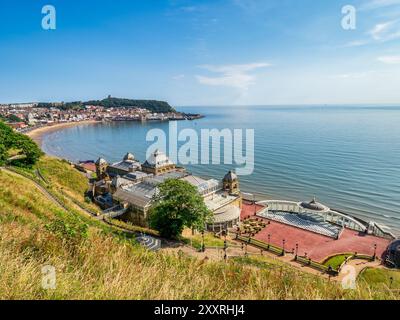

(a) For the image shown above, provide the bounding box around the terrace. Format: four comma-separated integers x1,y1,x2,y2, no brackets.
239,203,391,262
258,210,341,239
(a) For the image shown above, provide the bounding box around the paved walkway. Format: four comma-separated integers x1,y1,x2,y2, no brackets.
337,258,382,283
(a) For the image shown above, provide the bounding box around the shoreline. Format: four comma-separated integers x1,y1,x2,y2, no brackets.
26,120,100,147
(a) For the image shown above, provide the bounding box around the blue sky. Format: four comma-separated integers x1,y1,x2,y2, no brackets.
1,0,400,106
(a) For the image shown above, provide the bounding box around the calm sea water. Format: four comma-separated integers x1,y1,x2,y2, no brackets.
42,106,400,234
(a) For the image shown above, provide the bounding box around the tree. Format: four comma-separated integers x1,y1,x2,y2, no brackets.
149,179,213,239
7,114,24,123
0,120,43,167
11,134,43,166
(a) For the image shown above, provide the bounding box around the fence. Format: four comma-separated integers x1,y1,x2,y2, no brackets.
235,233,339,275
236,234,284,256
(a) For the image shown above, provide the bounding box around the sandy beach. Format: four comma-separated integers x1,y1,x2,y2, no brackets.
27,120,100,147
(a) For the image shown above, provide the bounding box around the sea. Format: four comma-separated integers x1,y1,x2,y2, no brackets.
41,105,400,234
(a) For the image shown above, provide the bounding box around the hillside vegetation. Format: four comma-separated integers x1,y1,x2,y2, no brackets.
36,97,175,113
1,157,399,299
83,97,175,113
0,121,43,167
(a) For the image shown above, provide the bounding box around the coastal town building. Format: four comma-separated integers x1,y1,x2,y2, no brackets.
141,149,176,175
94,150,242,231
107,152,142,177
1,102,201,134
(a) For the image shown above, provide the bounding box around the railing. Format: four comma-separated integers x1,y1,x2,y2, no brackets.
103,208,128,219
235,233,339,275
236,234,284,256
295,256,338,275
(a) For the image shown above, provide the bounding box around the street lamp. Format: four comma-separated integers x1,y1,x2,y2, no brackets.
201,230,205,252
373,243,377,260
223,238,228,261
282,239,286,256
253,194,257,215
295,243,299,260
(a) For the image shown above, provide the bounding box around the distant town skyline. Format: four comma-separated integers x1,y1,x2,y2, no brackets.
1,0,400,106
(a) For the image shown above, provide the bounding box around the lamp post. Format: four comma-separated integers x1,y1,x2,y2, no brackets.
201,230,205,253
373,243,377,260
282,239,286,256
253,194,256,215
295,243,299,261
223,237,228,261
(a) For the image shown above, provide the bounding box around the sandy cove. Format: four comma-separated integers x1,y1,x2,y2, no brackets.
26,120,100,147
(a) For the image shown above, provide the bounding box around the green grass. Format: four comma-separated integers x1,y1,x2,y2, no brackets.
104,217,160,237
323,254,353,270
232,255,288,270
182,232,233,250
359,268,400,290
33,157,102,214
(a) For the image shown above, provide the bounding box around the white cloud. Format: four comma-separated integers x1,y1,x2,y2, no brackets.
369,21,394,39
368,20,400,41
360,0,400,11
378,55,400,63
343,20,400,48
196,62,271,90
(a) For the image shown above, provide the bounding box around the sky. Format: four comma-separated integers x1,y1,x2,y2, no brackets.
0,0,400,106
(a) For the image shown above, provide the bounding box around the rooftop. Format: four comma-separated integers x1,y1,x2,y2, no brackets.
213,205,240,224
300,198,328,212
204,192,238,212
143,149,174,168
114,182,157,208
109,159,141,172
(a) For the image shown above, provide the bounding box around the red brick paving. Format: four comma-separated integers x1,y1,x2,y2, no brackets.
240,203,390,262
241,202,264,220
256,220,390,262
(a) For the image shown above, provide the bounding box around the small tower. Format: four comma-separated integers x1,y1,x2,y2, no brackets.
95,157,108,180
123,152,135,162
223,170,239,195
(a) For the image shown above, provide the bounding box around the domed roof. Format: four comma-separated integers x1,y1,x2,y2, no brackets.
386,240,400,268
300,197,326,211
95,157,108,165
144,149,174,168
223,170,237,182
123,152,135,161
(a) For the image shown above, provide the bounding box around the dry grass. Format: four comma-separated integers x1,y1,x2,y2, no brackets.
1,161,399,300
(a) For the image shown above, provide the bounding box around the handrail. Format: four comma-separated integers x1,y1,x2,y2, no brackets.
236,233,338,275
